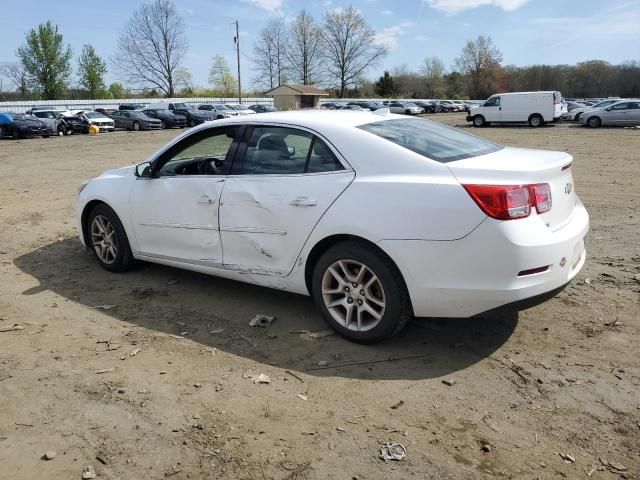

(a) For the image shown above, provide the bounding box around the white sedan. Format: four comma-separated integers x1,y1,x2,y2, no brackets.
76,111,589,343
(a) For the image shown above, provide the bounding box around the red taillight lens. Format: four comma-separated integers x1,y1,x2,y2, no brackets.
463,183,552,220
530,183,552,213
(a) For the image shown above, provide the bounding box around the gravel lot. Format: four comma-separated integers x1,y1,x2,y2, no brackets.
0,114,638,479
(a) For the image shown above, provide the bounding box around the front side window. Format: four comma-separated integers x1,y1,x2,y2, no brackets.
232,126,343,175
156,127,240,177
610,102,630,110
484,96,501,107
358,118,503,163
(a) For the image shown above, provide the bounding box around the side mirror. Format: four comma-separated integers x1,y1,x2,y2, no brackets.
134,161,152,178
287,146,296,156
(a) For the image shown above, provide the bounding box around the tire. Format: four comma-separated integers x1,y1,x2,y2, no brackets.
86,203,135,273
574,112,582,122
528,114,543,128
160,121,166,129
132,121,140,131
188,118,195,127
311,241,412,343
473,115,486,127
56,125,65,136
587,116,601,128
216,115,224,120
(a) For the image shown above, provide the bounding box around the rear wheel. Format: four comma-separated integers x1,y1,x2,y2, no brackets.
311,241,412,343
473,115,486,127
87,204,135,272
132,121,140,131
587,116,601,128
56,125,65,136
528,114,543,128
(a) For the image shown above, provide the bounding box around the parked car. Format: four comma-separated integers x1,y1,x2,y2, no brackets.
387,102,423,115
413,101,437,113
147,102,216,126
30,110,72,136
566,98,623,121
142,109,187,128
347,101,385,111
0,112,50,138
579,100,640,128
248,104,279,113
565,101,586,112
95,108,118,117
320,102,340,110
109,110,162,131
64,111,115,133
336,104,365,111
224,104,256,115
467,91,563,127
119,104,146,111
75,110,589,343
197,104,237,119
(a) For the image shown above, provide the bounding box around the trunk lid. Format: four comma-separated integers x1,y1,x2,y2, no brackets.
448,147,576,231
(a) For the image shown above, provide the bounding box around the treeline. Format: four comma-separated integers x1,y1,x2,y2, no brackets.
1,0,638,102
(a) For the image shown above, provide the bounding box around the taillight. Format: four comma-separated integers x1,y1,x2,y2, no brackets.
463,183,552,221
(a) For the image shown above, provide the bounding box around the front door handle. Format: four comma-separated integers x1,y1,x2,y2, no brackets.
290,196,317,207
197,195,215,205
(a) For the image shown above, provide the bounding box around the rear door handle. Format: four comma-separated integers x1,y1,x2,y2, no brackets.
290,196,317,207
197,195,215,204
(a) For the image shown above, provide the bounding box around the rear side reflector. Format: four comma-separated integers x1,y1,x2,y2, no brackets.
518,266,550,276
463,183,552,220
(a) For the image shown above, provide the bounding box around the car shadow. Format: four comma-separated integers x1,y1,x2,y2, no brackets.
14,238,519,381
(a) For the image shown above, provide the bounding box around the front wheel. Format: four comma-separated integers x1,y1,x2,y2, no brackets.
160,121,166,129
132,121,140,131
87,204,135,272
188,118,195,127
311,241,412,343
587,116,601,128
473,115,486,127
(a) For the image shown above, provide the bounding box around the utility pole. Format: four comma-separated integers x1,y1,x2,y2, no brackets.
234,20,242,104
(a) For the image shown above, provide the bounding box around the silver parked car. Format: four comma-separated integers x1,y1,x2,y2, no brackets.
580,100,640,128
387,102,423,115
109,110,162,131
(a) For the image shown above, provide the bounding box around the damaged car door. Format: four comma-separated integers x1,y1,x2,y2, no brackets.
219,125,354,275
129,126,241,264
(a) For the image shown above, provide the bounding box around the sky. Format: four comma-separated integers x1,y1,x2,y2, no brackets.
1,0,639,90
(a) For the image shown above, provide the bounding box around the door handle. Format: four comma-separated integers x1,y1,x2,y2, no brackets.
289,196,317,207
197,195,215,205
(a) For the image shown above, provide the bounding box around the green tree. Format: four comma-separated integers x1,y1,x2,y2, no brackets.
208,55,236,95
17,21,73,99
108,82,126,99
77,44,107,99
374,71,396,97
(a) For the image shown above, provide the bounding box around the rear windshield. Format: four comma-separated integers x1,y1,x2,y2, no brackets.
358,118,503,162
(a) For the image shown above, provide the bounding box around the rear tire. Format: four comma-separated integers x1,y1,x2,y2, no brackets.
311,241,412,343
132,121,140,131
86,204,135,273
473,115,486,127
587,116,601,128
529,114,544,128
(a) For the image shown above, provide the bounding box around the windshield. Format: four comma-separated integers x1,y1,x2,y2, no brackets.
358,118,503,163
85,112,106,119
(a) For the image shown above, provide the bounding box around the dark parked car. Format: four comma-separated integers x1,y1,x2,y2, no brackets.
413,101,437,113
142,109,187,128
248,104,278,113
320,102,340,110
0,113,51,139
347,101,385,111
119,104,146,111
146,102,216,126
109,110,162,130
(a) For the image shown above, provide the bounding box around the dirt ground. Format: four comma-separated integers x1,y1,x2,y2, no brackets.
0,114,638,480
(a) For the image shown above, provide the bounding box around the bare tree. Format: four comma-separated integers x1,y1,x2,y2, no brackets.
113,0,188,97
287,10,323,85
208,55,236,95
252,17,288,91
455,35,503,99
421,56,445,98
0,62,30,97
322,6,388,98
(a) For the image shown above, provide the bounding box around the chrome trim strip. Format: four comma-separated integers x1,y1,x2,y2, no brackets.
220,226,287,235
139,223,219,231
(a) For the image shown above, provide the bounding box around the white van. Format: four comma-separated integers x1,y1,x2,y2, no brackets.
467,91,563,127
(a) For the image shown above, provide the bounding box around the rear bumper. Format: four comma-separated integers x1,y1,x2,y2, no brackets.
379,200,589,318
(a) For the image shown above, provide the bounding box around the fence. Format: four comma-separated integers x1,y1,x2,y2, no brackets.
0,97,274,113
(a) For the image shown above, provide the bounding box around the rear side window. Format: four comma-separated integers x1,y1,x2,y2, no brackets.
358,118,503,163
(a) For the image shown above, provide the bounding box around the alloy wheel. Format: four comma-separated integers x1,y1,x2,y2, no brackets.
321,259,386,332
91,215,118,264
